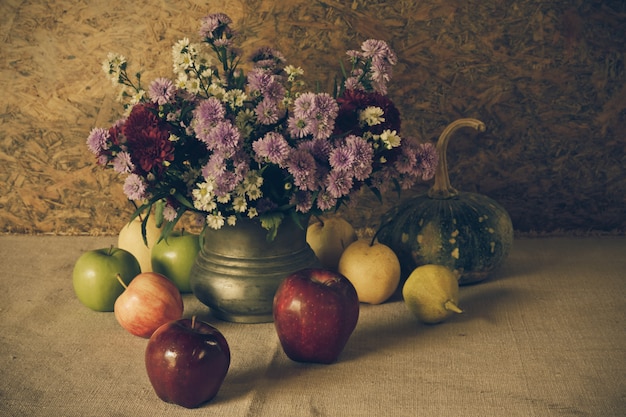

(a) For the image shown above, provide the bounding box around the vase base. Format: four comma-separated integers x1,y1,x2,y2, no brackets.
211,309,273,324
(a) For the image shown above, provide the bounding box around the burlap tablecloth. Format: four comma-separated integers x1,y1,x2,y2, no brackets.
1,235,624,417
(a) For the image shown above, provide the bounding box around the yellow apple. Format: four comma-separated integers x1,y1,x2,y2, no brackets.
306,216,357,271
402,264,463,324
337,239,401,304
118,215,162,273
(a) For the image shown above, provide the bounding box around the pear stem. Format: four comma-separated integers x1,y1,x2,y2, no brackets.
115,274,128,290
313,214,324,227
444,300,463,314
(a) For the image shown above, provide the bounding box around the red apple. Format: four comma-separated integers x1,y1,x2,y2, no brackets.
273,268,359,364
72,246,141,312
114,272,183,338
151,230,200,293
145,317,230,408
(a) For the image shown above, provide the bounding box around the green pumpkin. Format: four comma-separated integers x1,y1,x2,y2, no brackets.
377,118,513,285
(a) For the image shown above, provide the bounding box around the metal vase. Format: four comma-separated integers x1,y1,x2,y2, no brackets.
189,216,319,323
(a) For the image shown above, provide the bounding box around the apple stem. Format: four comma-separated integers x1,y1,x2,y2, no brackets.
191,315,196,329
107,245,114,256
444,300,463,314
115,274,128,290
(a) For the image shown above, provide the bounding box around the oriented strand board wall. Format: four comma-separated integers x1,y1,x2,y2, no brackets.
1,0,625,235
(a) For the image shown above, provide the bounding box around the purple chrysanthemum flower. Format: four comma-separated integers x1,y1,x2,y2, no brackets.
309,138,332,161
202,153,226,179
203,121,241,153
86,127,109,155
314,93,339,119
195,97,226,123
343,77,362,91
286,148,317,191
287,116,311,139
255,198,278,214
250,46,286,72
293,92,317,119
193,97,226,141
255,99,280,125
199,13,232,40
213,38,234,48
247,68,273,94
96,154,109,166
346,49,360,61
369,59,393,95
291,190,313,213
162,203,178,222
214,170,239,196
252,132,291,165
310,117,335,140
325,169,354,199
123,174,147,201
346,135,374,181
361,39,397,65
415,142,438,180
262,79,286,102
315,190,337,211
148,77,176,105
112,151,134,174
329,145,355,171
394,145,417,175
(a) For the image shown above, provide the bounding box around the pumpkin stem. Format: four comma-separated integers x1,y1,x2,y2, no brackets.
429,118,486,199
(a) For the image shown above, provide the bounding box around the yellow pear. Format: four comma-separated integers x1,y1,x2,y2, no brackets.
118,215,162,273
306,216,357,271
402,264,463,324
337,239,401,304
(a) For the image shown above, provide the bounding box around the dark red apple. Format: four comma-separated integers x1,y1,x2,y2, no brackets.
145,318,230,408
273,268,359,364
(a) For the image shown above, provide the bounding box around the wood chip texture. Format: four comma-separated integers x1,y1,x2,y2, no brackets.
1,0,624,236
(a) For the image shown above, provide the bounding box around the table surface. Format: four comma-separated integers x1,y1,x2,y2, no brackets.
1,235,624,417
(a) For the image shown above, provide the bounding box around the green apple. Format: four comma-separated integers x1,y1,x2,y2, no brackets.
306,216,357,271
151,230,200,293
338,239,401,304
72,247,141,312
118,215,162,273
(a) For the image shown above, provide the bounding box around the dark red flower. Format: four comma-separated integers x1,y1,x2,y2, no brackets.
333,89,401,137
123,103,174,177
108,122,123,148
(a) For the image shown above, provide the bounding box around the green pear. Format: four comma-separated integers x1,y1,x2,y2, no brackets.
402,264,462,324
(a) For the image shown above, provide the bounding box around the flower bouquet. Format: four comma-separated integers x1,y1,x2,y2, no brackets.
87,13,437,240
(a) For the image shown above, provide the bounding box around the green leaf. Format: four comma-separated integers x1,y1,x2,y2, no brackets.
260,212,284,242
391,178,403,198
172,192,195,210
140,210,150,247
154,199,165,228
368,185,383,203
157,210,185,244
288,210,307,231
